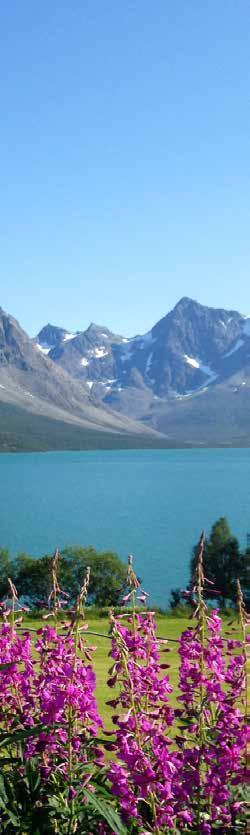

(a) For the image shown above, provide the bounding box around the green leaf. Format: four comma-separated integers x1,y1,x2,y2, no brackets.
83,787,128,835
0,757,19,765
0,723,57,747
23,758,41,793
0,776,8,804
6,809,20,827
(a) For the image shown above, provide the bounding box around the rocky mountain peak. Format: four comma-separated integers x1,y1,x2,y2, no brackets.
0,305,159,445
173,296,198,310
2,299,250,447
86,322,107,333
33,298,250,439
36,324,78,356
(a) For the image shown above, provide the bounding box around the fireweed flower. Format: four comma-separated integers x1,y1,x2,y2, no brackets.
0,551,247,833
176,610,246,829
173,533,247,831
0,563,103,786
21,562,103,777
23,625,103,771
0,623,35,730
0,620,102,763
107,610,180,831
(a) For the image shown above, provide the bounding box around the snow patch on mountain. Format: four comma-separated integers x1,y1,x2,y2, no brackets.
120,331,154,363
184,355,200,369
63,332,76,342
94,347,109,358
120,344,133,363
146,352,153,375
36,343,53,355
224,339,244,358
81,357,89,367
184,355,218,385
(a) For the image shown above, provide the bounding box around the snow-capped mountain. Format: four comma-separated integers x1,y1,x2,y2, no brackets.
36,323,125,393
0,307,162,451
0,297,249,449
35,323,79,355
36,297,250,404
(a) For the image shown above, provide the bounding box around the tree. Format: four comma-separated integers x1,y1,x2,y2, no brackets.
241,546,250,611
62,546,127,607
190,517,246,607
13,547,127,609
169,588,182,610
0,549,12,600
14,553,59,606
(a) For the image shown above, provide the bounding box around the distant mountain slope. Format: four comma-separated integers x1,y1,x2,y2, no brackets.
141,379,250,445
35,298,250,445
0,401,167,453
0,307,163,449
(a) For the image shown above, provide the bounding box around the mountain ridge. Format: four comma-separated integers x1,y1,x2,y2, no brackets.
0,307,164,451
36,296,250,395
1,297,250,450
35,297,250,446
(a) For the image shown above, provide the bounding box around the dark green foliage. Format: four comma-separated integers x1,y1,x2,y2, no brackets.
242,547,250,610
190,517,246,607
14,554,55,607
0,549,12,600
62,546,127,607
0,754,127,834
0,757,49,833
169,588,182,609
13,547,127,608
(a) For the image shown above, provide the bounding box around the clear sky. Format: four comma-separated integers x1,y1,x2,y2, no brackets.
0,1,249,337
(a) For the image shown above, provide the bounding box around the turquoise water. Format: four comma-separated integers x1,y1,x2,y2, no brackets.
0,448,249,606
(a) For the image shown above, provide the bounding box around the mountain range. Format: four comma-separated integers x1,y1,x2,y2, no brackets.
1,298,250,450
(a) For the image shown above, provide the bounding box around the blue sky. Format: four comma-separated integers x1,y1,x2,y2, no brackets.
0,1,249,337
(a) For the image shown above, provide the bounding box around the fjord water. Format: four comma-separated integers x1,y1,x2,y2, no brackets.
0,448,249,606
